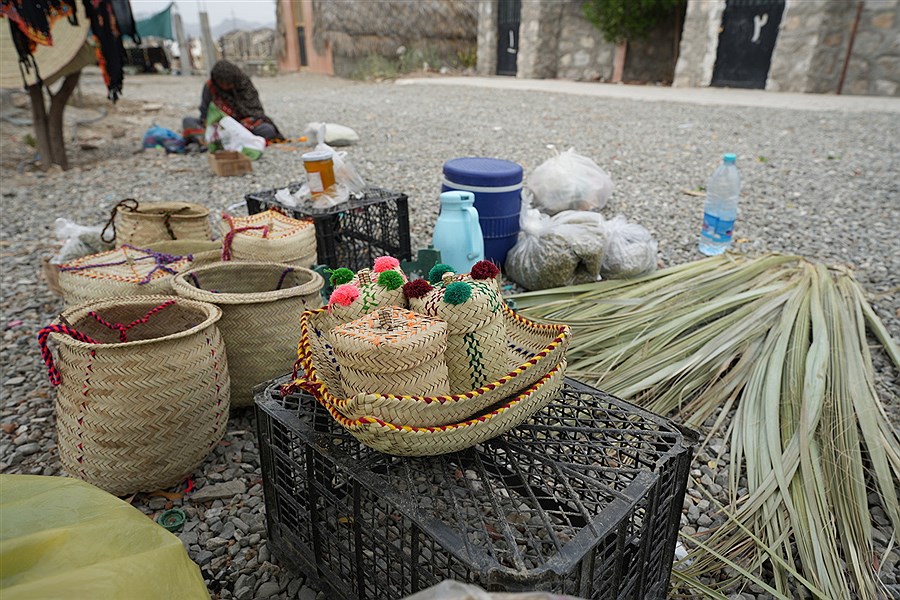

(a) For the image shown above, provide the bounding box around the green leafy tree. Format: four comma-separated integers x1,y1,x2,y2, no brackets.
582,0,686,43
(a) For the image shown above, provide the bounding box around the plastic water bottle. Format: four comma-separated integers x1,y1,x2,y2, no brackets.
699,153,741,256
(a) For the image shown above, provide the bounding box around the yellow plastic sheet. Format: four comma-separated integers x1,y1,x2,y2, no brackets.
0,475,209,600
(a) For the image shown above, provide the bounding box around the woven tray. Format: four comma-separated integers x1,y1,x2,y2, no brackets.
173,262,324,408
295,305,570,428
57,245,194,307
40,295,230,495
313,361,566,457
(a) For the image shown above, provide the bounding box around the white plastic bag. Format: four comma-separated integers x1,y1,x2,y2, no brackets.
402,580,585,600
51,218,114,264
525,148,614,215
304,121,360,146
600,215,658,279
505,209,606,291
206,116,266,160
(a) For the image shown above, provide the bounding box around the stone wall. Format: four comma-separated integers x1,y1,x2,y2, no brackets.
477,0,680,82
677,0,899,96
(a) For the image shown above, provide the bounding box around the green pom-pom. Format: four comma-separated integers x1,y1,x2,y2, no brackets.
329,267,354,286
443,281,472,305
378,270,404,290
428,263,455,284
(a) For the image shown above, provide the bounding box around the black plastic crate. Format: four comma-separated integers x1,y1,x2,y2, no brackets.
256,376,695,600
245,185,412,272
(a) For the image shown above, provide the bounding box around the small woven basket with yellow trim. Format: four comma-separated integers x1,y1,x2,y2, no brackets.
292,303,569,433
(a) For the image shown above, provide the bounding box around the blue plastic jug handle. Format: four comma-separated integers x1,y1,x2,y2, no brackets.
464,205,479,260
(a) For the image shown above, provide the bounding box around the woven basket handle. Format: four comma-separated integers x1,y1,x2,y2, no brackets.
38,324,101,386
358,269,372,286
378,308,397,331
161,206,192,240
100,198,140,244
220,214,269,261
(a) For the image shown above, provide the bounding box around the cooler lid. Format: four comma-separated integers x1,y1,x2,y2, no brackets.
442,157,523,188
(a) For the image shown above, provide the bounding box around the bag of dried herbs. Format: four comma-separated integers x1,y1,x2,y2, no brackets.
505,209,606,291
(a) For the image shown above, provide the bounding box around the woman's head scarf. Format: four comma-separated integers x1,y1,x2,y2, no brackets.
208,59,265,119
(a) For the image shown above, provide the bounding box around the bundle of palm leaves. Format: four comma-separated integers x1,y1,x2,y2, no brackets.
512,253,899,599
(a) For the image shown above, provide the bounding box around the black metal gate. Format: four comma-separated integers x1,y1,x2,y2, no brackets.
711,0,785,89
496,0,520,76
297,26,308,67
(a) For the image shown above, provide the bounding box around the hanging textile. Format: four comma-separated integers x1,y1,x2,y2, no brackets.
135,2,172,41
111,0,139,45
82,0,127,101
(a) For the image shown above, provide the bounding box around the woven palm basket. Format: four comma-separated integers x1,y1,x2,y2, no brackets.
328,266,408,324
39,295,230,496
57,245,194,307
172,262,324,408
310,361,566,457
222,210,317,268
294,305,570,429
143,239,223,266
103,199,213,248
332,306,450,397
407,272,515,394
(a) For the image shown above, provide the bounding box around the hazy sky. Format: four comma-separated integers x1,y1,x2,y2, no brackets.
130,0,276,26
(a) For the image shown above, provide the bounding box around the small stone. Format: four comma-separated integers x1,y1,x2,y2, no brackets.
255,581,281,598
16,442,41,456
190,480,247,502
298,586,317,600
4,377,25,386
195,550,214,565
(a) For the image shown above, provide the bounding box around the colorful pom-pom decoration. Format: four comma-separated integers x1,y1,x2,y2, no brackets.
428,263,455,284
443,281,472,305
329,267,355,287
329,284,360,307
373,256,400,273
470,260,500,280
377,270,404,290
403,279,433,299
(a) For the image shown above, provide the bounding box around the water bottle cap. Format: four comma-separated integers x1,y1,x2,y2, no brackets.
723,153,737,164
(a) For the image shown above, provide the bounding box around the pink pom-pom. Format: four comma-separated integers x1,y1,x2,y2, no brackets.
329,284,360,307
373,256,400,273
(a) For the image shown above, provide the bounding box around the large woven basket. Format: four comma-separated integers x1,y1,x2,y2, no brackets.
57,245,194,307
311,361,566,457
39,296,230,495
102,199,213,248
172,262,324,408
294,305,570,429
222,210,317,267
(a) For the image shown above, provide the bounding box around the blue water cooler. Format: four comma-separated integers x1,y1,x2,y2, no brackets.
441,157,524,268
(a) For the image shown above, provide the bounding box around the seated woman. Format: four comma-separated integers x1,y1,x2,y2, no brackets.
182,60,284,143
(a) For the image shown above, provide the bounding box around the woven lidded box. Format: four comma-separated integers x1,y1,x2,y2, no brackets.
222,210,317,268
327,257,408,324
331,306,450,397
57,245,193,307
406,263,513,394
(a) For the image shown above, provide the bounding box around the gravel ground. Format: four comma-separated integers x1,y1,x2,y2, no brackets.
1,68,898,599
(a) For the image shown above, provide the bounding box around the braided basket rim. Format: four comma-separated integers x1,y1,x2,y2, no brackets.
52,295,222,350
172,261,324,306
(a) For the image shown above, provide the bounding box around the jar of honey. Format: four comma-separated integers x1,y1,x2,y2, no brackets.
302,150,336,196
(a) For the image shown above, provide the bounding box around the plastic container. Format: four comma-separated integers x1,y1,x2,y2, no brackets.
699,153,741,256
256,375,695,600
431,190,484,274
244,186,411,272
442,157,523,268
302,150,336,196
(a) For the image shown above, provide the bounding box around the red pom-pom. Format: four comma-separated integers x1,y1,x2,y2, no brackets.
470,260,500,280
329,284,360,307
403,279,433,299
373,256,400,273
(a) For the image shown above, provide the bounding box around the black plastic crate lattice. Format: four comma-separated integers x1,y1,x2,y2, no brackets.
245,185,412,272
256,376,695,600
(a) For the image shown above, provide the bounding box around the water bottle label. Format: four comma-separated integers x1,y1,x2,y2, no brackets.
701,213,735,243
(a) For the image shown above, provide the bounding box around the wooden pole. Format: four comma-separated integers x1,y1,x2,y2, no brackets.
27,70,81,171
612,40,627,83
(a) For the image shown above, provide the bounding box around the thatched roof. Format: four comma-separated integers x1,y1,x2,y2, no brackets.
312,0,477,57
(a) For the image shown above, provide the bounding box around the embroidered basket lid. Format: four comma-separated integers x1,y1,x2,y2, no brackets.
331,306,447,363
409,273,504,333
228,210,314,240
58,246,192,283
